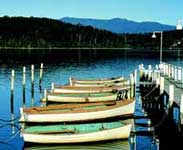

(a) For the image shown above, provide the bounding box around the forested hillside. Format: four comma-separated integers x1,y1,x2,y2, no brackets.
0,16,183,49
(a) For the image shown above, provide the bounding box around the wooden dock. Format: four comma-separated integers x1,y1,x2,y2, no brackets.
139,62,183,125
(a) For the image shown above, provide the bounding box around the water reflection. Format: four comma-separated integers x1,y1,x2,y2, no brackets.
0,55,168,150
24,140,130,150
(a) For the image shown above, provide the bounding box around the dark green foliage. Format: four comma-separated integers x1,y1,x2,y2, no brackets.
0,16,182,49
0,16,126,48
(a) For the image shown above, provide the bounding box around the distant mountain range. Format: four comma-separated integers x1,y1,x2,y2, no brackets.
60,17,175,33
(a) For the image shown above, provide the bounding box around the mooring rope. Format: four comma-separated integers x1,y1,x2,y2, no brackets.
0,130,21,143
0,116,20,123
141,95,160,104
135,109,167,128
141,85,157,99
0,123,21,143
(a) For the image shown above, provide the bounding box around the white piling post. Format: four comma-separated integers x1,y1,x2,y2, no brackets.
130,74,135,98
10,70,15,134
174,66,177,81
22,67,26,107
31,64,34,102
44,89,48,102
178,67,182,81
31,65,34,89
139,64,144,79
166,64,169,76
168,64,171,78
127,80,131,99
156,139,160,150
160,77,164,94
171,65,174,79
130,120,136,150
169,85,174,107
156,77,160,88
182,68,183,86
69,77,73,86
39,63,44,88
180,94,183,125
51,82,55,93
134,69,137,86
148,65,152,81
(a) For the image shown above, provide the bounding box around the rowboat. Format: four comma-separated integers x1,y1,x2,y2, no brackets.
22,119,132,144
19,98,135,123
70,79,129,87
52,85,130,94
70,76,124,84
41,91,128,103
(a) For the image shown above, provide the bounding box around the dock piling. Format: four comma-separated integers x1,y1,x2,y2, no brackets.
156,139,160,150
10,70,15,134
22,66,26,107
178,67,181,81
69,77,73,86
39,63,44,90
160,77,164,94
51,82,54,93
169,85,174,107
44,89,48,102
130,73,135,98
31,65,34,106
174,66,178,81
181,94,183,125
172,65,174,79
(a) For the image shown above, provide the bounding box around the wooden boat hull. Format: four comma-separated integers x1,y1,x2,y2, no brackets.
42,93,118,103
19,99,135,123
22,121,132,144
52,85,130,94
71,76,124,84
71,80,129,87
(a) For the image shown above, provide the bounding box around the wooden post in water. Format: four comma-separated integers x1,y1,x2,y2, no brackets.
130,120,136,150
51,82,54,93
172,65,174,79
174,66,177,81
160,77,164,94
182,68,183,86
178,67,182,81
39,63,43,90
130,74,134,98
163,63,166,75
10,70,15,134
148,65,152,81
166,64,169,76
180,94,183,125
169,85,174,107
163,95,167,110
134,69,137,86
22,66,26,107
156,77,160,88
44,89,48,102
127,80,131,99
31,65,34,106
139,64,144,79
69,77,73,86
169,64,172,78
156,139,160,150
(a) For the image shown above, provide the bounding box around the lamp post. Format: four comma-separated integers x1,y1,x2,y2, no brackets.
152,20,182,64
176,20,182,60
152,31,163,64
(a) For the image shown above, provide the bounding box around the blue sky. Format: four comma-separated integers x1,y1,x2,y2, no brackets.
0,0,182,25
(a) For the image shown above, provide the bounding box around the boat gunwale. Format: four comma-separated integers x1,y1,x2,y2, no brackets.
23,98,134,114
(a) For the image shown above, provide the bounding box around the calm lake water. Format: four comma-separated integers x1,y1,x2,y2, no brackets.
0,52,182,150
